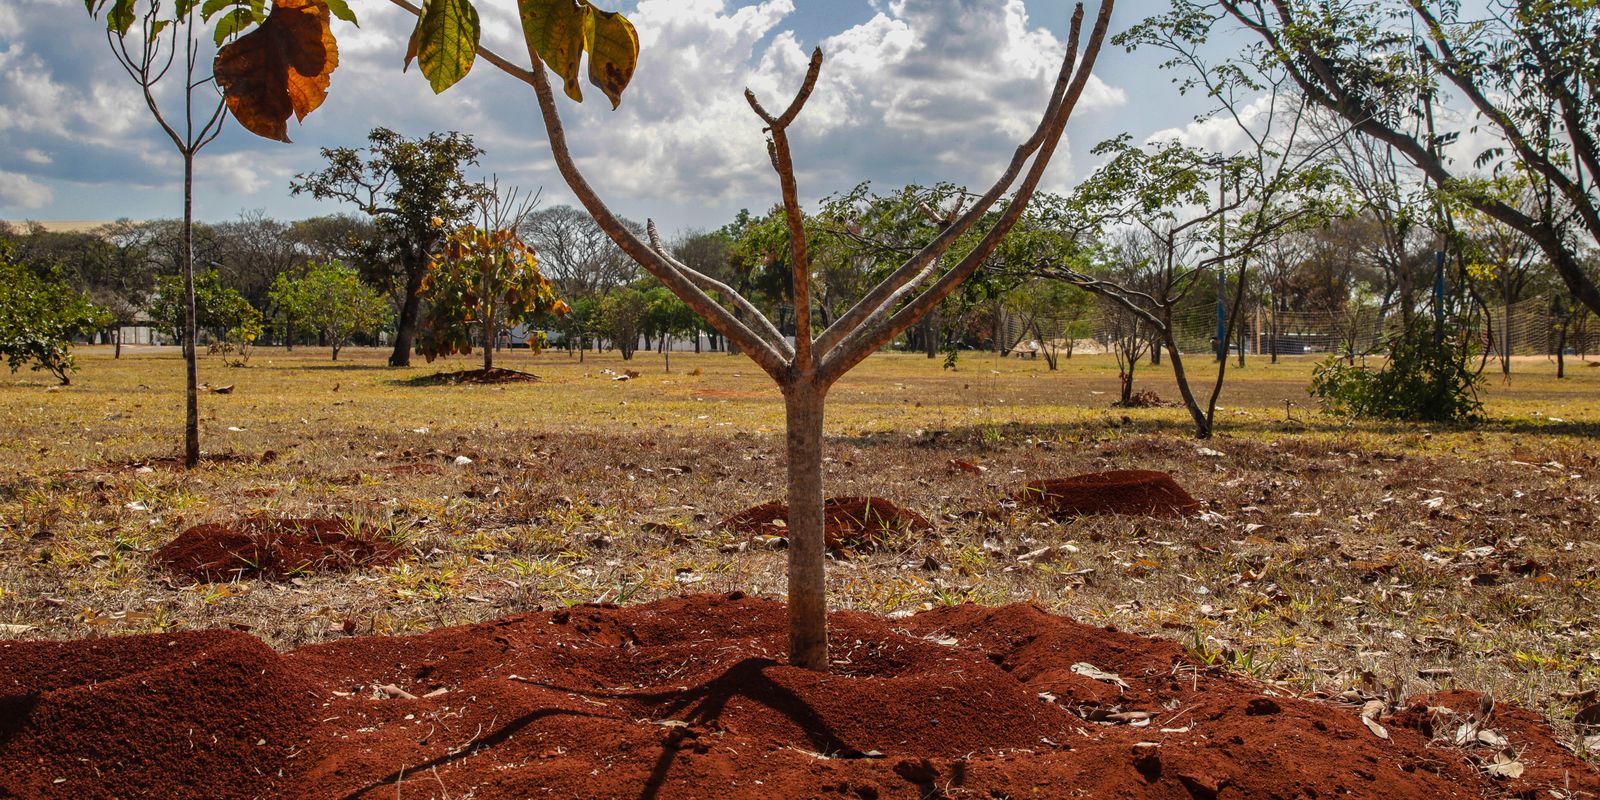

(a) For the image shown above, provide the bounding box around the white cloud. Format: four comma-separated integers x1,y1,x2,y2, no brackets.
0,169,54,211
2,0,1128,228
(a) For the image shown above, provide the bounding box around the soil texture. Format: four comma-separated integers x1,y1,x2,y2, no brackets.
2,593,1593,799
1016,469,1202,517
150,517,401,583
406,367,540,386
720,496,933,549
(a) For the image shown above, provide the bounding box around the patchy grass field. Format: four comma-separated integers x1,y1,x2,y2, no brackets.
3,344,1599,748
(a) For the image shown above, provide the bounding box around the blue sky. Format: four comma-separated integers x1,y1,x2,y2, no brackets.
0,0,1225,234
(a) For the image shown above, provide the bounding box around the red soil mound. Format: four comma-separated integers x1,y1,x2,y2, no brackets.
410,367,539,385
0,629,317,799
151,517,401,582
1016,469,1202,517
720,496,933,549
3,595,1595,800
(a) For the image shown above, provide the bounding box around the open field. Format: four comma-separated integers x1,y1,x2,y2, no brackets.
3,345,1599,752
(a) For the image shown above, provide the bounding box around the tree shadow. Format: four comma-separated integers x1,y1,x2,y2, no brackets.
514,656,860,800
336,707,611,800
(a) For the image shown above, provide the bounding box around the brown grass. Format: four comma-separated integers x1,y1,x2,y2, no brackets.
2,344,1598,751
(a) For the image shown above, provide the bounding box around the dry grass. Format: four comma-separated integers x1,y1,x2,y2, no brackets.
2,344,1598,748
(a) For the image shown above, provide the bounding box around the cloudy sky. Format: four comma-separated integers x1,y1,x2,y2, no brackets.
1,0,1228,233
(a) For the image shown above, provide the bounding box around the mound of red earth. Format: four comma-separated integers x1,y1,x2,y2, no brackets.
3,594,1594,799
720,496,933,549
1016,469,1202,517
409,367,539,385
150,517,401,583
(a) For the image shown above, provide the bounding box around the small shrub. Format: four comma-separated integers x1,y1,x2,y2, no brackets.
1308,317,1482,422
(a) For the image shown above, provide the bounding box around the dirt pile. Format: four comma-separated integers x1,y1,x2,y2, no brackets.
408,367,539,385
3,594,1595,799
720,496,933,549
151,517,401,582
1016,469,1202,517
0,629,317,800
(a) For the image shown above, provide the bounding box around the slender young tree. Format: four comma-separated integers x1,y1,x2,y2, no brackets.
95,0,229,467
219,0,1113,671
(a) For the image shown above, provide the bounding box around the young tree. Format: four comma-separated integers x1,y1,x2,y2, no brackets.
149,270,265,364
0,241,112,385
270,260,393,360
418,185,567,371
596,287,646,360
291,128,485,367
219,0,1112,671
93,0,232,466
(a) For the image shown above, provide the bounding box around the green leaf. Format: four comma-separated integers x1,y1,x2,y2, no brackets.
175,0,201,17
107,0,137,34
249,0,266,23
519,0,590,102
406,0,480,93
586,5,637,108
212,6,252,45
200,0,236,22
323,0,357,26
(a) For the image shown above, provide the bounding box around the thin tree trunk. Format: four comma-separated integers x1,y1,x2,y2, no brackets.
783,384,828,671
182,152,201,469
483,304,495,372
1557,323,1568,378
1163,327,1211,438
114,327,122,359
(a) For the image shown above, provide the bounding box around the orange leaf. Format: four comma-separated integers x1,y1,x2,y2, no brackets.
214,0,339,142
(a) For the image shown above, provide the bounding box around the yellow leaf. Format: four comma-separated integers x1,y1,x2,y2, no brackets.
519,0,588,102
586,5,637,108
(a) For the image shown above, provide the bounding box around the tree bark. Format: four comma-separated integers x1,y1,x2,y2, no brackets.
182,152,201,469
390,252,424,367
783,383,828,671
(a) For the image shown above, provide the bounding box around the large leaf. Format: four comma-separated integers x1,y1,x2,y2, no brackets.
404,0,480,94
213,0,339,142
518,0,588,102
107,0,137,34
585,7,636,108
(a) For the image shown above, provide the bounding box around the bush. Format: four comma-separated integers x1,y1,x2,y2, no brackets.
0,243,111,385
1308,317,1483,422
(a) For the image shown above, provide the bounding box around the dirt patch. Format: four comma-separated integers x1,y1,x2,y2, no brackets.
720,496,933,549
2,594,1593,799
406,367,540,386
150,518,401,582
1015,469,1202,517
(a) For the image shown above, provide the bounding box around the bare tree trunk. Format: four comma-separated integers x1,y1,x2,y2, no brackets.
1502,297,1512,378
114,327,122,359
483,305,495,372
1164,335,1211,438
783,384,828,671
182,152,201,469
390,254,423,367
1556,322,1568,378
922,312,938,358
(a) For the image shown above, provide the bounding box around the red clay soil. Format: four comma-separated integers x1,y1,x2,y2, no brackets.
1016,469,1203,517
720,496,933,549
150,518,401,583
2,594,1593,799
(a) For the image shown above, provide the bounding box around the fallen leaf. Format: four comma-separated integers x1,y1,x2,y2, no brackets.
0,624,36,635
1071,662,1129,691
1362,716,1390,740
